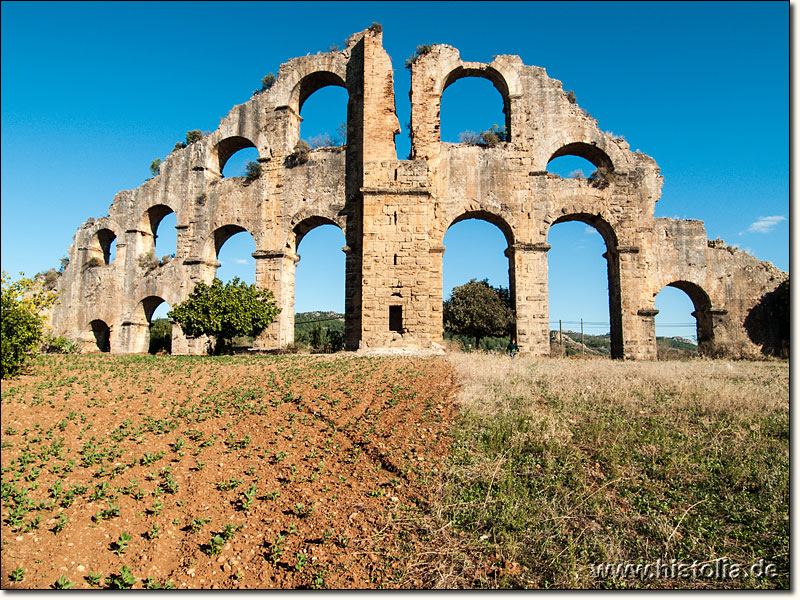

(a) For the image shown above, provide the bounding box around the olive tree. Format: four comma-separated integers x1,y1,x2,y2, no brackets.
443,279,514,351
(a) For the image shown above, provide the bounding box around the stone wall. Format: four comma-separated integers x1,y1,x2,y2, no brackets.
50,28,787,359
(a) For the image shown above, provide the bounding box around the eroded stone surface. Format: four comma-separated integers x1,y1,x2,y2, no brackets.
50,28,787,359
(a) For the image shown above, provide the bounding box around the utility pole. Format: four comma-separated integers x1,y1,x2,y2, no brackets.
559,319,563,355
581,318,584,358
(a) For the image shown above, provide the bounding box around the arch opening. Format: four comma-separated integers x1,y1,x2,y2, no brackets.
213,226,256,285
546,155,599,180
146,299,172,355
139,205,177,263
89,319,111,352
440,71,510,144
547,215,622,358
89,228,117,265
221,145,260,179
547,143,615,187
548,143,614,172
300,84,348,149
655,281,713,356
293,221,346,352
442,216,514,351
215,136,258,177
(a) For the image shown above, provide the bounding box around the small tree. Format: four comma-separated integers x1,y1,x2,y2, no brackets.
150,158,162,176
255,73,276,95
335,122,347,146
2,272,58,378
185,130,203,145
244,161,261,181
443,279,513,351
308,133,334,149
168,277,281,354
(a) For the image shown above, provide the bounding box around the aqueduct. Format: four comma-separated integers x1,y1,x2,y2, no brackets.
50,27,787,359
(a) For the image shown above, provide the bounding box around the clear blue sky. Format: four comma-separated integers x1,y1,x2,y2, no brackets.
1,1,788,340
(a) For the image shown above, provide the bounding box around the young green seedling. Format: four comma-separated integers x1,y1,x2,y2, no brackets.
112,531,132,555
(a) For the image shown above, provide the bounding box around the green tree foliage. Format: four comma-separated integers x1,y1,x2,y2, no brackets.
149,318,172,354
244,161,261,181
150,158,162,177
443,279,514,351
168,278,280,354
255,73,276,95
1,272,58,378
185,130,203,145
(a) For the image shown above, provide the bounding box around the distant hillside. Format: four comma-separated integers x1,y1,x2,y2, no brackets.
550,330,698,358
295,312,344,346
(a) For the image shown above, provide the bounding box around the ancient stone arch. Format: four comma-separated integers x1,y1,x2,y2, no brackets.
51,27,787,359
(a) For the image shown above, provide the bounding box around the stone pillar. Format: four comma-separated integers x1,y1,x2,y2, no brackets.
636,308,659,360
252,250,296,350
170,321,209,355
429,245,446,344
509,242,550,356
117,320,150,354
612,246,644,360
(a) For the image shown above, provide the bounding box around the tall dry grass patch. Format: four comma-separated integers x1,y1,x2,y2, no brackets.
424,353,788,589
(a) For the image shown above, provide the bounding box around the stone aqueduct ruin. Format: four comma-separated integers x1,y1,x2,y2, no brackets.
51,27,787,359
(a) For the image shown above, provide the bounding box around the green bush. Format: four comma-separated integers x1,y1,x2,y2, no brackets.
1,272,58,378
86,257,104,268
41,335,79,355
405,44,434,68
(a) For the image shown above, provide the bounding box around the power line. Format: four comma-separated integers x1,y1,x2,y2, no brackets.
295,316,344,325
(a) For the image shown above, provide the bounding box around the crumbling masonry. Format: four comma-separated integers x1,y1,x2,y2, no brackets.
50,28,787,359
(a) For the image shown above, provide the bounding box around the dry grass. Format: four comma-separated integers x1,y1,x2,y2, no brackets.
414,353,789,589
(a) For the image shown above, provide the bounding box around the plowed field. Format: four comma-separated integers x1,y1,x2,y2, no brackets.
1,354,457,589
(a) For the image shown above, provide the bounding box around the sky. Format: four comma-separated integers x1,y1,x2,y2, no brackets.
1,1,789,340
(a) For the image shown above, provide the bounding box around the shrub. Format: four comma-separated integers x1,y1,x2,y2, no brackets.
137,251,159,273
368,22,382,34
185,130,203,145
86,257,104,268
566,90,577,104
285,140,310,168
41,335,79,355
173,141,187,151
589,165,615,189
150,158,162,176
1,271,58,378
405,44,434,68
255,73,276,95
34,268,60,291
480,131,499,148
244,161,262,181
458,131,482,144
